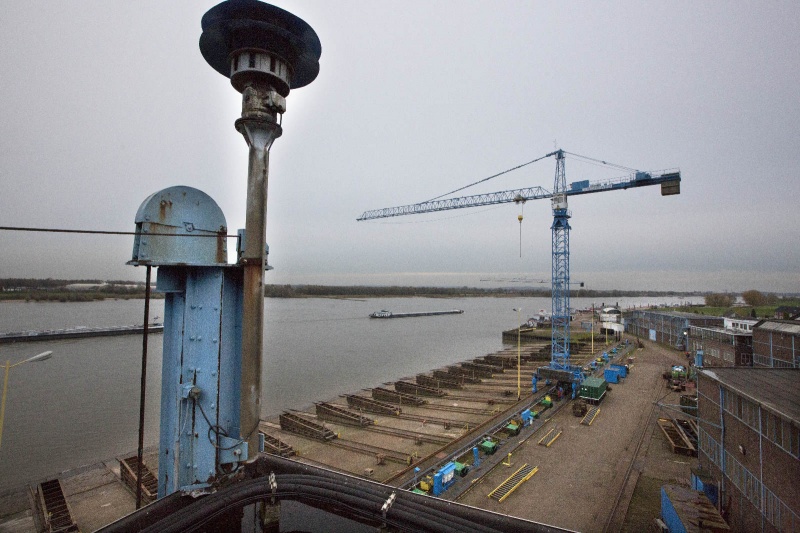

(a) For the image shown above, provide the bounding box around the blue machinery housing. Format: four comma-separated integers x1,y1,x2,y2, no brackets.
129,186,248,496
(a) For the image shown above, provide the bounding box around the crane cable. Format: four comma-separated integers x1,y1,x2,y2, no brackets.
563,151,638,173
422,153,554,203
422,151,638,205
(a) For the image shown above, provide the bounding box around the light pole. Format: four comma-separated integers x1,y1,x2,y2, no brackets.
0,350,52,449
516,308,522,400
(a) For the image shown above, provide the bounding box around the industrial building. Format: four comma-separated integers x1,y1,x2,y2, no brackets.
625,309,722,351
696,367,800,532
751,319,800,368
724,317,759,333
690,325,753,367
774,307,800,320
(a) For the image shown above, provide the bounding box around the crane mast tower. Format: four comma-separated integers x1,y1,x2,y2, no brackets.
550,150,571,371
357,150,680,388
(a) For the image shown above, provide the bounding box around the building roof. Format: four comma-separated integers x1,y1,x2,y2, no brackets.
756,320,800,335
698,368,800,423
630,309,720,320
581,376,606,387
691,325,752,338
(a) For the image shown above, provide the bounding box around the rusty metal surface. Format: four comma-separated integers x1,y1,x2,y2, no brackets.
236,105,282,460
259,432,295,457
394,380,446,397
315,402,374,427
129,186,228,266
279,412,336,442
371,387,427,406
345,394,402,415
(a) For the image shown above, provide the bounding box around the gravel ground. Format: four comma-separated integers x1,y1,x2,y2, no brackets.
456,337,693,533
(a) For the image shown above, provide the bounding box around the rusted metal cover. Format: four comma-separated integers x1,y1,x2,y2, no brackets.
129,186,228,266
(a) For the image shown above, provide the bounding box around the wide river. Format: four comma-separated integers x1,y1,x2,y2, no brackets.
0,295,683,490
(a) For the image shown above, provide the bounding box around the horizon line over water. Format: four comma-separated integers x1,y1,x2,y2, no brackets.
5,268,795,295
263,270,800,294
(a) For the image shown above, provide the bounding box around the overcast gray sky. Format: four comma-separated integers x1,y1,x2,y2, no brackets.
1,1,798,293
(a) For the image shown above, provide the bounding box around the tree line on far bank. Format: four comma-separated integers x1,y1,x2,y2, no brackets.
704,290,783,307
2,279,796,308
264,284,700,299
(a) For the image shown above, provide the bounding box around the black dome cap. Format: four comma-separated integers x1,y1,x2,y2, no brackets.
200,0,321,90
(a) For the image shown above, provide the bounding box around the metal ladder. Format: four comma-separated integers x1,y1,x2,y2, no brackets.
487,464,538,502
38,479,79,532
581,406,600,426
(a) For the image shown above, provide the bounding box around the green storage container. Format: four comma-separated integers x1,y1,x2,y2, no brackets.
579,377,607,401
480,440,497,455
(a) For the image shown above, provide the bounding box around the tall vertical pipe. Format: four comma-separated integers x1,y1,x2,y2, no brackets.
199,0,321,461
236,98,282,454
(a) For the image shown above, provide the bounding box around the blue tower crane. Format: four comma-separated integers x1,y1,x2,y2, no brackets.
550,150,571,372
357,150,680,380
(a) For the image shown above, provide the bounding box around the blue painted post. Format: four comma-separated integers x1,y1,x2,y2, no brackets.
129,186,246,498
433,472,443,496
155,266,245,496
532,374,538,393
571,381,578,400
473,447,480,468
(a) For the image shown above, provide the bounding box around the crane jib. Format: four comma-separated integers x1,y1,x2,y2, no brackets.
356,170,680,221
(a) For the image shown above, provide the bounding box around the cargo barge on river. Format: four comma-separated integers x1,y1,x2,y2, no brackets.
0,323,164,344
369,309,464,319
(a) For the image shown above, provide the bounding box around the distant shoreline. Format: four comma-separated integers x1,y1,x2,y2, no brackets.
261,284,702,299
0,283,704,302
3,279,795,303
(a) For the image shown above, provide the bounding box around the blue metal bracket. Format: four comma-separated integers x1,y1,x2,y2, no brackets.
218,436,248,466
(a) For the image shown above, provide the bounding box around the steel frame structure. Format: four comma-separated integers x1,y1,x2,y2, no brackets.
357,150,680,376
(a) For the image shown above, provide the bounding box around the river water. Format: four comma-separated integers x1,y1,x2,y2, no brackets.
0,295,682,491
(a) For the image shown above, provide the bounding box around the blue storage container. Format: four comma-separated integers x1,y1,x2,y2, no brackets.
609,363,627,378
661,484,729,533
604,368,620,384
690,469,718,507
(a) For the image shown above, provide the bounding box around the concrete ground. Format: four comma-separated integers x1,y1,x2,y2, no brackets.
0,452,157,533
456,338,694,533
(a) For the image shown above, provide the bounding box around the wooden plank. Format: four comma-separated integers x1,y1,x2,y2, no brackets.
657,418,694,455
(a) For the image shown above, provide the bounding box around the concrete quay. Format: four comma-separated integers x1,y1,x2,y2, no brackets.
0,337,694,532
